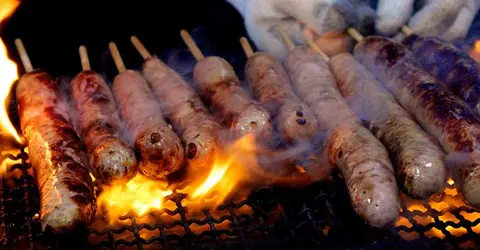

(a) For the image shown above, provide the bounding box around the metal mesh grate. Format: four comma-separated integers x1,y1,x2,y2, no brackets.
1,149,480,250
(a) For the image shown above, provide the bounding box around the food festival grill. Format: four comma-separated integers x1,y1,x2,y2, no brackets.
1,144,480,250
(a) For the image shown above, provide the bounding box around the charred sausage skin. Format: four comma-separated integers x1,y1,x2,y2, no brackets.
354,36,480,207
284,47,400,228
16,71,96,232
245,52,318,144
112,70,184,179
403,34,480,115
331,53,446,199
71,71,137,184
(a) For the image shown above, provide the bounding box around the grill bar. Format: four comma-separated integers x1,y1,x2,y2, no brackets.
1,149,480,249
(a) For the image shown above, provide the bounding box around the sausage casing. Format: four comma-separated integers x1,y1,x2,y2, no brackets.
354,36,480,207
284,47,400,228
403,34,480,115
16,71,96,232
245,52,318,144
193,56,273,142
71,71,137,184
330,53,446,199
142,57,223,174
112,70,184,179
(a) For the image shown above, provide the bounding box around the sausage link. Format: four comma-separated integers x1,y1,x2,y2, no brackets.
192,56,273,142
16,71,96,232
142,57,224,174
71,71,137,184
403,34,480,115
354,36,480,207
112,70,184,179
245,52,318,144
330,53,446,199
284,47,400,228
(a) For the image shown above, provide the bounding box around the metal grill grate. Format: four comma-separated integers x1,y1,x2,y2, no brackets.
1,149,480,250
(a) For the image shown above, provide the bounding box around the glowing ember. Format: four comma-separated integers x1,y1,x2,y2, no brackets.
470,40,480,63
0,0,21,144
397,178,480,240
98,134,257,223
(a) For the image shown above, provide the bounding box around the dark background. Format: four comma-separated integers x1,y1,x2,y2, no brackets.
0,0,249,79
0,0,479,80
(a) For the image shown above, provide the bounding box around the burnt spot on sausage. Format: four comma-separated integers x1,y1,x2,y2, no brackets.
250,121,258,127
376,43,407,69
296,118,306,125
70,194,95,207
35,72,57,91
338,150,343,158
187,143,197,159
296,111,304,117
83,119,117,138
150,132,161,144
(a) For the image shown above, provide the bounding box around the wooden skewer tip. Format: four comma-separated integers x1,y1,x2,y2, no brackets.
239,37,255,58
346,28,364,42
180,29,205,61
130,35,152,60
79,45,91,71
401,25,413,36
108,42,127,73
276,26,296,51
14,38,33,73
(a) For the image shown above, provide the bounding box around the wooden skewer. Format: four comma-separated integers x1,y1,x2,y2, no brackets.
108,42,127,73
239,37,255,58
303,29,330,62
346,28,364,42
180,29,205,61
14,39,33,73
79,45,91,71
130,36,152,60
277,26,296,51
401,25,413,37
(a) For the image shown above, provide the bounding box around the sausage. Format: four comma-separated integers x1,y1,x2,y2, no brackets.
403,34,480,115
141,57,224,173
354,36,480,207
71,71,137,184
16,71,96,232
330,53,446,199
283,47,400,228
192,56,273,142
112,70,184,179
245,52,318,144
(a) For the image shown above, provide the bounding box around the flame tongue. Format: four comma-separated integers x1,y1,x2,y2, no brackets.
0,0,21,144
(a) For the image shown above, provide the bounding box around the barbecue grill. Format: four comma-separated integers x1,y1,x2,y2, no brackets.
2,0,480,249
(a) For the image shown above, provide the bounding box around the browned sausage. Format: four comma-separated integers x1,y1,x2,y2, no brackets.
192,56,273,143
284,47,400,228
245,52,318,144
16,70,96,232
142,57,224,174
354,36,480,207
71,71,137,184
112,70,184,179
330,53,446,199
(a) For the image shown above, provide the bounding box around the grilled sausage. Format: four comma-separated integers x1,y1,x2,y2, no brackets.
330,53,446,199
71,71,137,184
284,47,400,228
354,36,480,207
16,70,96,232
192,56,273,142
142,57,223,174
403,34,480,115
245,52,318,144
112,70,184,179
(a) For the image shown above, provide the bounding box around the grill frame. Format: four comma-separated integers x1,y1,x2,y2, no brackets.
2,149,480,250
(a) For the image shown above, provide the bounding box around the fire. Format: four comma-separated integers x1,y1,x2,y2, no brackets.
469,40,480,63
397,178,480,240
97,134,257,223
0,0,21,144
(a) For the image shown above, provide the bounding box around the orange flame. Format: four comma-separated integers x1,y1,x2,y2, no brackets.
97,134,257,223
470,40,480,63
0,0,21,144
